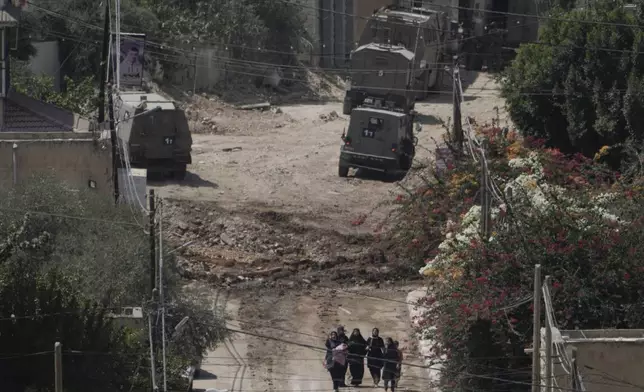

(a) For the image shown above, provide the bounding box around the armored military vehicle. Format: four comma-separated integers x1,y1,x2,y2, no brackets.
343,6,448,115
115,91,192,180
338,100,421,177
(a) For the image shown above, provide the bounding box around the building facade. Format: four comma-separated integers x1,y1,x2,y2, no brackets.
0,1,113,196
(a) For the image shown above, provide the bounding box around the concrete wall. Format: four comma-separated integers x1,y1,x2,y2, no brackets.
354,0,393,45
162,45,230,92
300,0,321,66
319,0,355,68
543,328,644,392
0,135,112,196
118,167,147,209
29,41,60,92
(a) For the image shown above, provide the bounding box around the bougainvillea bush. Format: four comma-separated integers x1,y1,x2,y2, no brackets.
394,128,644,391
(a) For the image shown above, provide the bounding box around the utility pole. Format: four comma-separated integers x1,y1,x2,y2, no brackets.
192,48,198,96
480,140,491,239
532,264,542,392
107,82,119,205
149,189,156,295
99,1,119,205
544,275,553,392
97,1,109,126
159,202,168,392
148,189,158,390
571,347,580,391
54,342,62,392
148,310,157,391
452,56,463,153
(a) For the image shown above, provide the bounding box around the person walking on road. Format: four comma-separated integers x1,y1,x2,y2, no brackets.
366,327,385,386
324,331,348,392
394,340,403,384
336,326,349,386
382,338,400,392
347,328,367,386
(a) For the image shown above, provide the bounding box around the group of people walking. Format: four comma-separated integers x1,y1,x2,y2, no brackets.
324,326,403,392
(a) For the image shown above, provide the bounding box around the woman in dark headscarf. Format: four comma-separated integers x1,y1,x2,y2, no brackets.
366,327,385,386
382,337,400,392
394,340,403,384
324,331,348,392
347,328,367,386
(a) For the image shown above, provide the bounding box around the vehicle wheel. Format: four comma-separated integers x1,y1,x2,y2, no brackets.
342,98,353,115
174,165,187,180
338,164,349,177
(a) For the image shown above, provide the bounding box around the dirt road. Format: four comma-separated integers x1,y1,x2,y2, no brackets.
152,71,508,235
152,72,507,391
193,286,434,392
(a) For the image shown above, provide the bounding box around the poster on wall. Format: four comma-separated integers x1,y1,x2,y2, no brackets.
112,33,146,89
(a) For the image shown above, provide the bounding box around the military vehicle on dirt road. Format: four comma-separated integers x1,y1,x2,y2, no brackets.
338,99,422,178
343,5,448,115
116,91,192,180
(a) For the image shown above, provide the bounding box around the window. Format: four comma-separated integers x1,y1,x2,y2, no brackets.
368,117,384,130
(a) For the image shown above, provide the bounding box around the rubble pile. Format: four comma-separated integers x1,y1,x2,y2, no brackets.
163,201,416,288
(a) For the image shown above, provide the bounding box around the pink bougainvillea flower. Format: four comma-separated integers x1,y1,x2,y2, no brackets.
624,272,631,281
510,317,519,324
552,281,562,289
395,194,404,202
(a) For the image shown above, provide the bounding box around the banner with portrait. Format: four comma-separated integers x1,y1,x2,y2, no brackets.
112,33,146,89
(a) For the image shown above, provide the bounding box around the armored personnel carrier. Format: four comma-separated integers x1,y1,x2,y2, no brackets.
115,91,192,180
339,99,421,178
343,6,448,115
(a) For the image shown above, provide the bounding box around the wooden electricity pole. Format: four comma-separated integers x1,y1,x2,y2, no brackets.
532,264,542,392
149,189,156,295
54,342,63,392
99,1,119,205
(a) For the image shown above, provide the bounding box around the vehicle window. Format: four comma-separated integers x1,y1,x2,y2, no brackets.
368,117,384,130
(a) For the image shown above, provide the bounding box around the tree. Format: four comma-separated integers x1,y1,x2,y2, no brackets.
394,126,644,392
10,59,97,116
0,175,227,389
0,266,147,392
501,0,644,160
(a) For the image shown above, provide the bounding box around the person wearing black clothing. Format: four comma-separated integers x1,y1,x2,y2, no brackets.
324,331,346,392
336,326,349,386
347,328,367,386
382,338,400,392
366,327,385,386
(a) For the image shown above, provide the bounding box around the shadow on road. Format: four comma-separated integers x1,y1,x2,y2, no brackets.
351,168,409,183
148,171,219,188
195,369,219,380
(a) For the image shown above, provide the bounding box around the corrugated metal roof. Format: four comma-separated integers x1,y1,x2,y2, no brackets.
2,100,72,133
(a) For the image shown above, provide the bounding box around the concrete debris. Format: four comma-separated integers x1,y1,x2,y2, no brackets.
319,110,339,122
